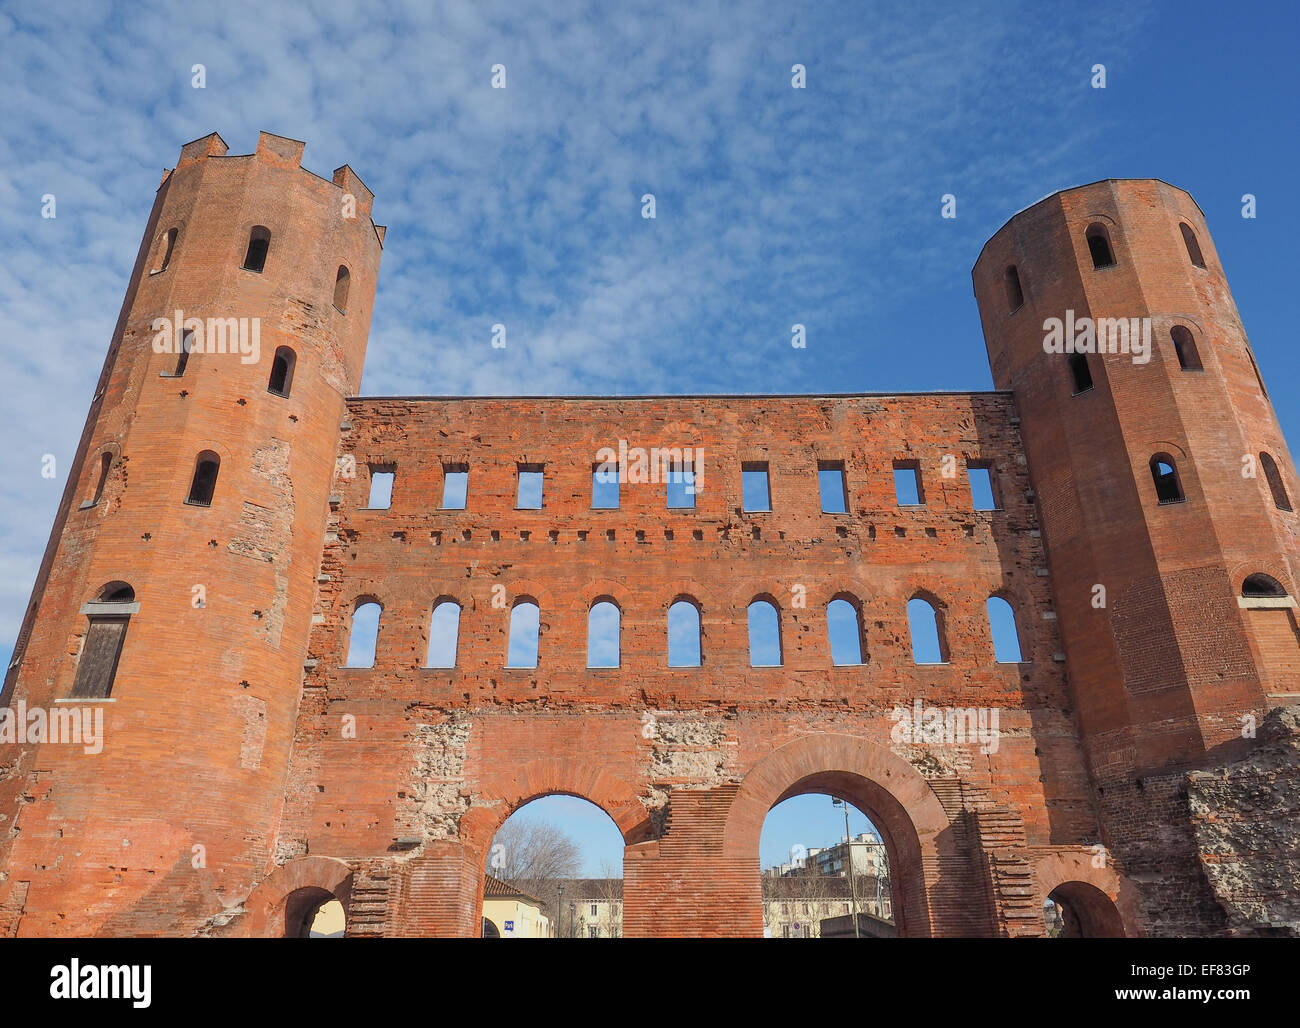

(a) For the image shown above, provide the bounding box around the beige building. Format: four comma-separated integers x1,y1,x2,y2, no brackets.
762,873,891,938
550,879,623,938
482,875,551,938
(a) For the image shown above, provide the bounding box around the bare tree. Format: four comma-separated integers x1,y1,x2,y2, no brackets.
487,817,581,934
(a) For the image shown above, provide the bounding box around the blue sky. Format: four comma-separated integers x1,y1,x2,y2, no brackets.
1,0,1296,679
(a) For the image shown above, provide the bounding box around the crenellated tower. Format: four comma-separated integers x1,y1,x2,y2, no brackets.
973,179,1300,935
0,132,383,935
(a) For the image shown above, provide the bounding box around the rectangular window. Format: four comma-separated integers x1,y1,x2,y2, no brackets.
742,462,771,512
967,463,998,510
592,462,620,509
588,926,599,938
893,461,924,506
516,464,544,509
818,461,848,513
666,460,695,509
70,616,129,699
441,465,468,509
590,904,598,916
366,467,394,509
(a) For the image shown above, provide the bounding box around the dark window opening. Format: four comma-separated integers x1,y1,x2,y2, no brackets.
1260,452,1292,512
333,265,350,312
268,346,296,396
1150,455,1184,504
1068,353,1093,393
187,451,220,506
243,226,271,272
1085,224,1115,269
1180,223,1206,268
1005,265,1024,312
70,615,129,699
1242,574,1287,598
91,452,112,505
159,228,177,272
174,329,195,377
1170,326,1201,371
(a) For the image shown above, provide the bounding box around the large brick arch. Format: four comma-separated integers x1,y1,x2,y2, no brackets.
722,734,957,937
236,856,354,938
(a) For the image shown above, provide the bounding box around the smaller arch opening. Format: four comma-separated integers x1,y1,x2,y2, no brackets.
507,599,541,668
1260,453,1292,512
587,600,621,669
186,450,220,506
906,595,948,664
747,597,783,667
243,226,271,273
425,600,462,668
344,600,381,668
667,598,702,667
158,228,178,272
1067,352,1093,394
333,265,350,313
1179,223,1206,268
986,595,1023,663
268,346,296,397
1242,574,1287,598
97,582,135,603
1004,265,1024,312
1149,454,1184,505
1085,223,1115,269
827,596,866,666
1170,326,1202,371
90,452,112,505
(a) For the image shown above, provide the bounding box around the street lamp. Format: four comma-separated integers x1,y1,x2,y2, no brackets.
556,884,564,939
831,796,861,939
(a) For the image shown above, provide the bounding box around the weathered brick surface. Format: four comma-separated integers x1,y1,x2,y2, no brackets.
1,151,1294,938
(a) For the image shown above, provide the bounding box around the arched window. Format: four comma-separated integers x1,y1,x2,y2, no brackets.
186,450,220,506
1150,454,1183,504
1085,223,1115,269
747,598,782,667
1068,352,1093,393
507,600,540,668
425,600,461,668
345,601,381,667
1170,326,1201,371
587,601,621,668
243,226,271,272
907,596,947,664
1260,453,1292,511
71,583,137,699
90,451,112,506
668,599,702,667
333,266,350,312
1179,223,1206,268
268,346,296,397
158,228,177,272
1005,265,1024,312
826,598,865,666
1242,574,1287,598
174,328,195,377
986,596,1023,663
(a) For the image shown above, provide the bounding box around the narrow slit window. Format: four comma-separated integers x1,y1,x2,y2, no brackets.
818,460,848,514
666,458,695,509
986,596,1023,663
1068,353,1093,393
968,463,997,510
668,599,702,667
243,226,271,272
367,467,394,509
333,266,350,312
907,596,947,664
186,451,220,506
70,583,135,700
587,601,621,668
893,462,924,506
91,452,112,505
747,599,782,667
516,464,544,509
592,461,620,509
1180,223,1206,268
441,465,468,509
345,601,381,668
1150,455,1184,504
507,601,540,668
742,462,771,512
174,328,195,377
425,601,461,668
827,598,865,666
1005,265,1024,312
1260,453,1292,511
1085,223,1115,269
1170,326,1201,371
158,228,177,272
268,346,296,396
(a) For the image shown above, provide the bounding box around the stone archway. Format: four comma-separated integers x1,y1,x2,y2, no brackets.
238,855,354,938
722,734,968,937
1035,850,1133,937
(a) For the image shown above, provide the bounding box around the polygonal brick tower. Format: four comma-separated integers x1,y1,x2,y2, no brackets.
972,179,1300,936
0,132,383,935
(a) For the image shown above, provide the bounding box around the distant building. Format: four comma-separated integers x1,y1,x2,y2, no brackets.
482,875,550,938
810,832,890,880
549,879,623,938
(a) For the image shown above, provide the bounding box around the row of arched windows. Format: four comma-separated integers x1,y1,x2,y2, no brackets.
151,225,351,311
1143,450,1292,510
342,594,1026,670
1004,220,1207,314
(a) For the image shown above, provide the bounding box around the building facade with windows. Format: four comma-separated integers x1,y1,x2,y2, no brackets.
1,134,1297,939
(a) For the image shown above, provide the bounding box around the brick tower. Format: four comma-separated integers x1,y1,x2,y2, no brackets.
0,132,383,935
972,180,1300,935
